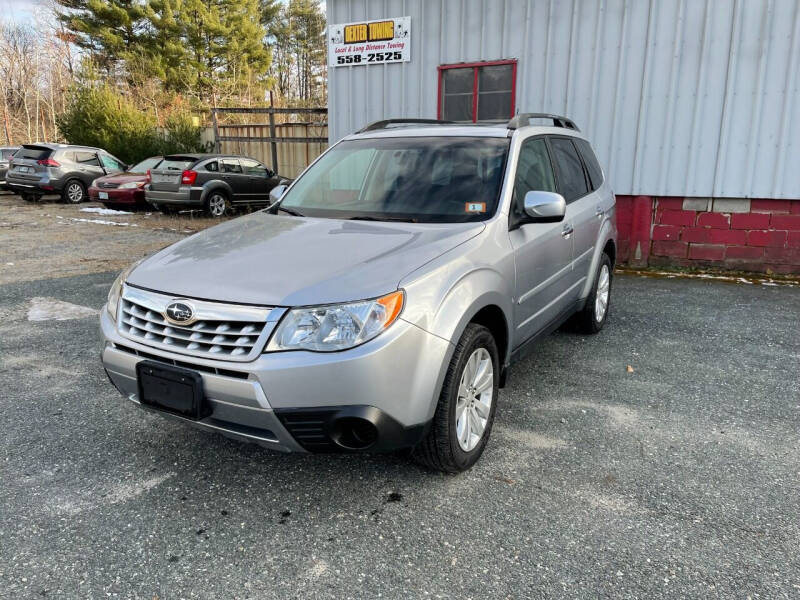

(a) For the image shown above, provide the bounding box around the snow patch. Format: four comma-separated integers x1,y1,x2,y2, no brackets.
27,297,99,321
80,207,133,216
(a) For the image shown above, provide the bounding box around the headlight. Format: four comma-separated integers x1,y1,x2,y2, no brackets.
119,181,144,189
266,290,404,352
106,260,143,320
91,179,99,188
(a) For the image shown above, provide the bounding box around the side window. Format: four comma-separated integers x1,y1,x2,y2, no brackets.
100,154,123,170
573,139,604,191
549,138,589,202
240,158,268,177
221,159,242,174
205,161,219,172
511,138,556,223
75,152,101,167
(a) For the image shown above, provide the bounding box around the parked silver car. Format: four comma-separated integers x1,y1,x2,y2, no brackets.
100,114,617,472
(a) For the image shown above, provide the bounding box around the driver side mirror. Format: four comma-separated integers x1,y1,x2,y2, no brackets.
269,184,287,204
523,190,566,223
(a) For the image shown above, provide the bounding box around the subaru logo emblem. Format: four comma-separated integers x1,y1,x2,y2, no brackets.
165,301,195,324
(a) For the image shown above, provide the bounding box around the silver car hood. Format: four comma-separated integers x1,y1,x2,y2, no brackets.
127,212,485,306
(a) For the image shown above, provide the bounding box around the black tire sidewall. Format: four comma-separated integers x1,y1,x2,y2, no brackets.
591,254,613,329
445,325,500,470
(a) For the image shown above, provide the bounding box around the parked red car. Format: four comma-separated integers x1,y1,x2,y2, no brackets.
88,156,163,209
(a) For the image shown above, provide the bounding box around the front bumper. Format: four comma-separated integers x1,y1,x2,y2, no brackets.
100,306,450,452
89,186,145,205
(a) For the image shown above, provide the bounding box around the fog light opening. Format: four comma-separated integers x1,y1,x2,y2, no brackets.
332,417,378,450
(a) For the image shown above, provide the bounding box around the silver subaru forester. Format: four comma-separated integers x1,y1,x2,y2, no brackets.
100,114,616,472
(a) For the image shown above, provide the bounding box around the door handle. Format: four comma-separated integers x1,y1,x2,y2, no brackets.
561,224,574,238
595,206,604,217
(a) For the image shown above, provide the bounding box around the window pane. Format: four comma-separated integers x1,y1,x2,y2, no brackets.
478,64,512,92
442,67,473,94
511,138,555,222
477,91,512,121
549,138,589,202
573,138,603,191
222,159,242,173
443,94,473,122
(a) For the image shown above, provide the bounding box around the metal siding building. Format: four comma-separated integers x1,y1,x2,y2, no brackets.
327,0,800,199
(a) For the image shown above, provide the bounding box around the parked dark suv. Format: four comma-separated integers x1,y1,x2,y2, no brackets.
145,154,287,216
0,146,20,190
6,143,127,203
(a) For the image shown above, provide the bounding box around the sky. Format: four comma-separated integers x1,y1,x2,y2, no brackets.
2,0,47,24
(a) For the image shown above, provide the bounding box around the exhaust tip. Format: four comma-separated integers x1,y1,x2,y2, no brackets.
331,416,378,450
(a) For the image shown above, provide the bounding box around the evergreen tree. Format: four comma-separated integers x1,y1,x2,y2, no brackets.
55,0,147,75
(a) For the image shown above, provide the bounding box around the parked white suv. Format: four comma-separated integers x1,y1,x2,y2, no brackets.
100,113,616,472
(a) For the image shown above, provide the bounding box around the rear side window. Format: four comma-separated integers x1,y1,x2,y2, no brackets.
160,158,195,171
204,161,219,172
221,159,242,174
18,145,52,160
573,138,604,191
549,138,589,202
75,152,101,167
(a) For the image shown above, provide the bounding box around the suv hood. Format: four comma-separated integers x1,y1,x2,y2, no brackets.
127,212,485,306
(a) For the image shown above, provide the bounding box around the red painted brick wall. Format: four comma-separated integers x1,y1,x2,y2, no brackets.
615,196,800,274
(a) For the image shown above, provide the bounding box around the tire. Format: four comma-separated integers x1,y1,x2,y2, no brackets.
62,180,86,204
205,191,229,217
573,252,613,334
412,323,499,473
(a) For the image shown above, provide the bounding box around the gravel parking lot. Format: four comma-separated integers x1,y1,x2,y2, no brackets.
1,193,799,599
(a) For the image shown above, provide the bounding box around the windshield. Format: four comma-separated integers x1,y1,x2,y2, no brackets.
129,156,162,174
278,137,509,223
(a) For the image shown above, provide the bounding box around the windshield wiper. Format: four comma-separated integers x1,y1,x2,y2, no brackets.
348,215,419,223
277,206,305,217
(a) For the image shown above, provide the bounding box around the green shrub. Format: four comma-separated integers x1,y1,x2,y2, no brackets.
57,85,208,164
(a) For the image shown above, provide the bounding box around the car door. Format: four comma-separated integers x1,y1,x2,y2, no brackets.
240,158,276,203
74,151,106,187
220,158,247,202
572,138,609,277
508,136,575,345
548,137,596,299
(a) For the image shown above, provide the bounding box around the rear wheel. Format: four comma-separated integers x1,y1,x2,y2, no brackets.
205,191,229,217
573,252,612,334
63,180,86,204
412,323,499,473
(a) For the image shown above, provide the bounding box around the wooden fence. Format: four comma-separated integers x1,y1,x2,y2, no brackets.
206,107,328,178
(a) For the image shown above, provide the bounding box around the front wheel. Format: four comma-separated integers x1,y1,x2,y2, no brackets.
412,323,499,473
573,252,612,334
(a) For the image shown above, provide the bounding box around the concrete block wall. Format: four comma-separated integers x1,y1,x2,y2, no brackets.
615,196,800,274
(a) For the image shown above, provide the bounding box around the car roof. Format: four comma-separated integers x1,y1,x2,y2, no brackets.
163,153,244,160
345,123,587,142
22,143,102,151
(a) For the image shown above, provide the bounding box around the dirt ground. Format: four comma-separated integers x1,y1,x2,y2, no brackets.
0,193,231,285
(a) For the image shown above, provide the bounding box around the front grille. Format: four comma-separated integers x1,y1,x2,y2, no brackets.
117,286,277,361
98,181,120,189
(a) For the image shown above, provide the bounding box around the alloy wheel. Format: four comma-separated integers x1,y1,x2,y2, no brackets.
595,264,610,322
67,182,83,203
208,194,226,217
455,347,494,452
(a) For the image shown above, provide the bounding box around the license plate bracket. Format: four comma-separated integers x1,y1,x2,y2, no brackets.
136,361,208,420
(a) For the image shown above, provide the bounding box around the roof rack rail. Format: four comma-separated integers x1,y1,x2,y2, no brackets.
507,113,580,132
356,118,455,133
